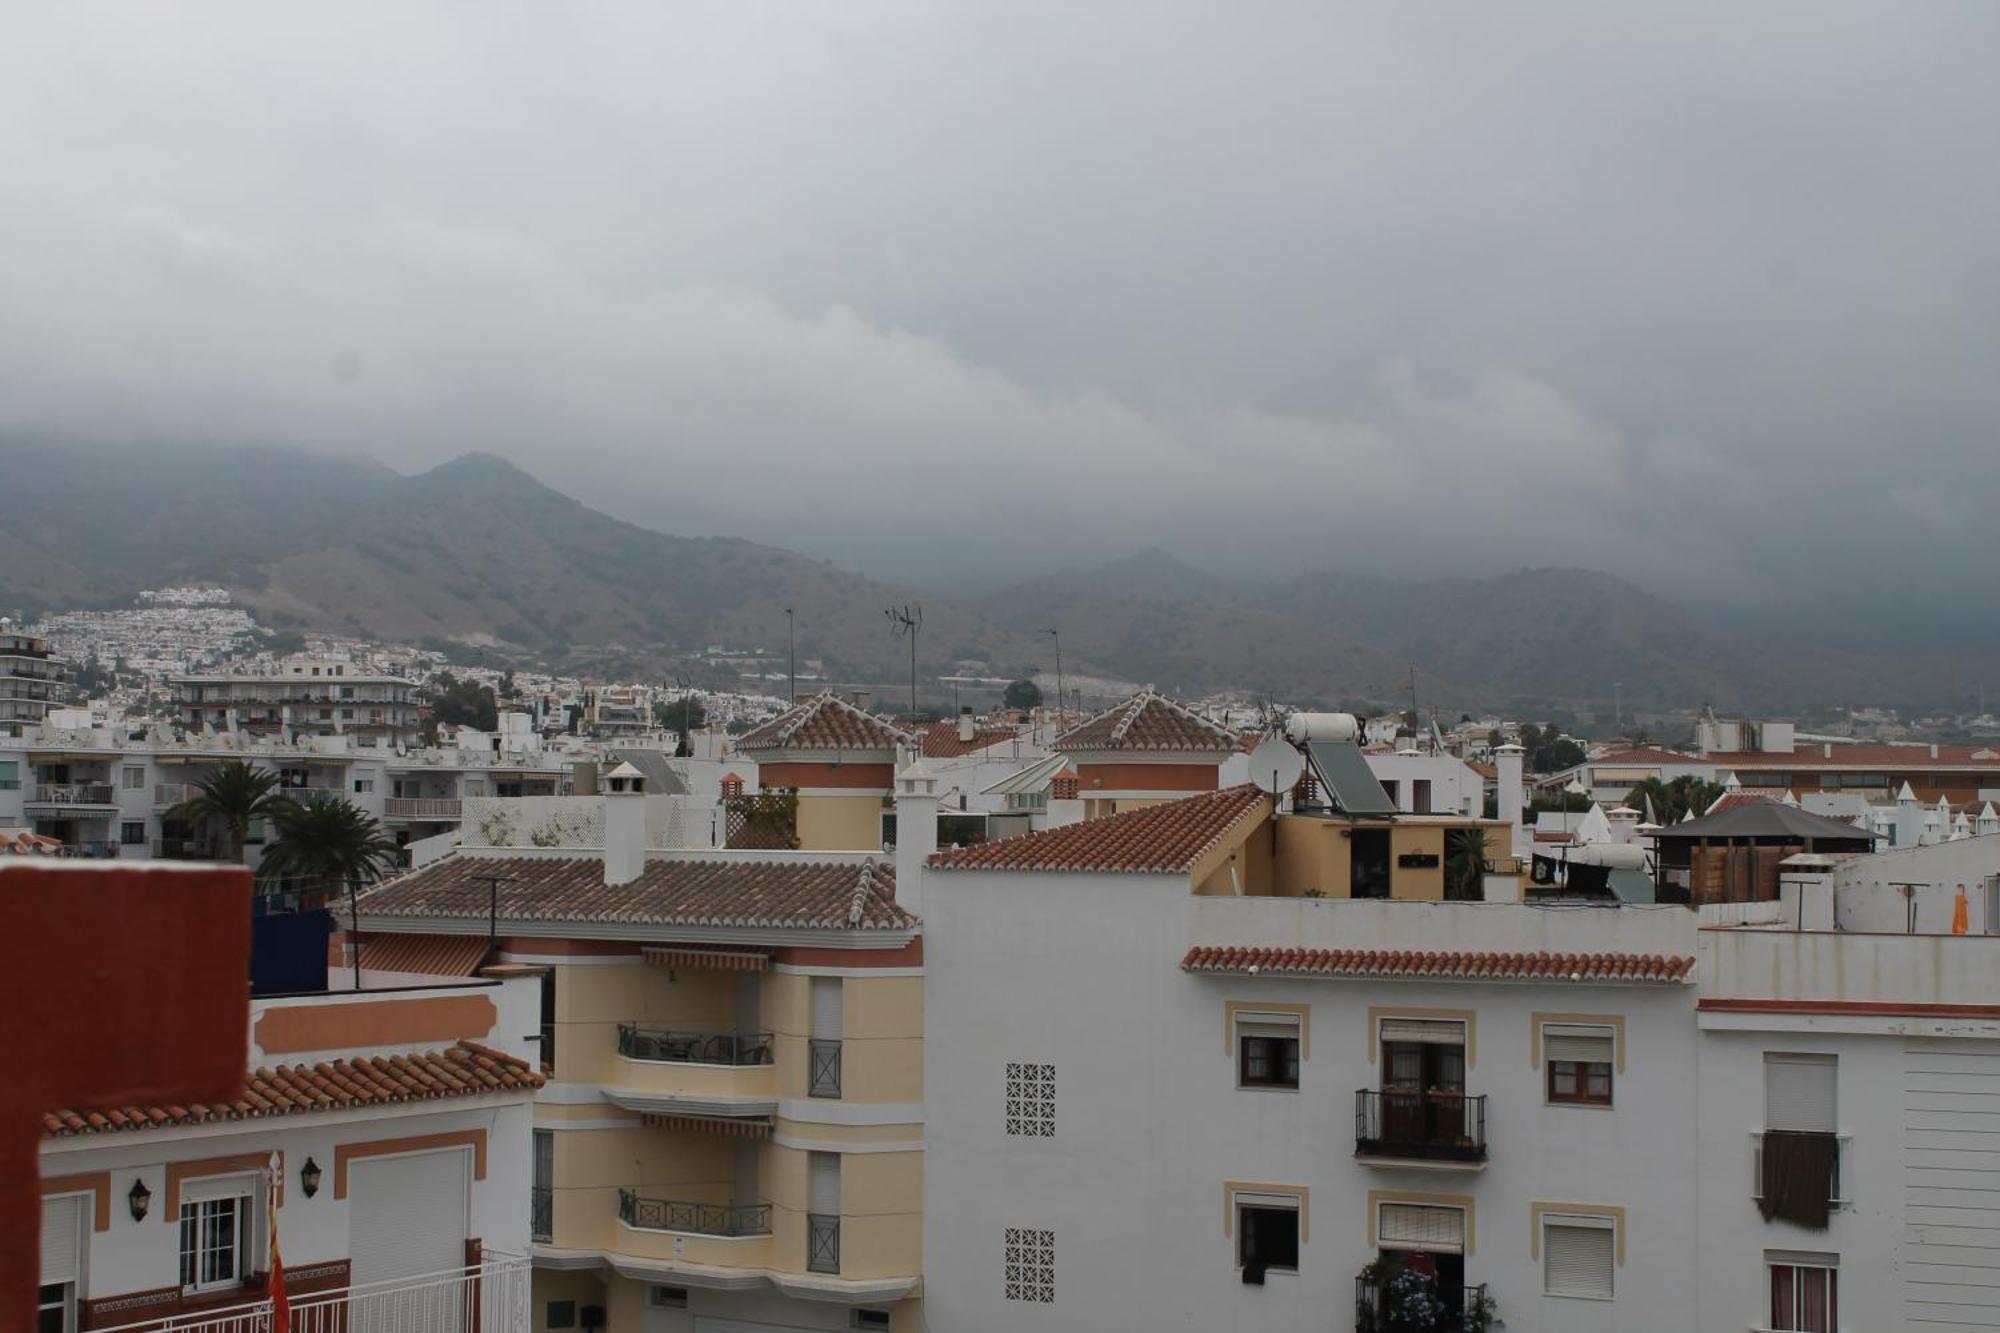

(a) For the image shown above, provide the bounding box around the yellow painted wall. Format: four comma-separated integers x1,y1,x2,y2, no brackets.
1391,824,1446,900
1192,811,1274,896
1273,817,1356,897
796,794,885,850
1265,816,1510,900
531,1268,608,1333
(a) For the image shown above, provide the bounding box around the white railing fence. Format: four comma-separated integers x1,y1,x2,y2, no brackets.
92,1256,529,1333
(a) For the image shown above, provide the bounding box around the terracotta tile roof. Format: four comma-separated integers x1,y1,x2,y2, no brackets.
1707,743,2000,769
1053,688,1239,755
1466,761,1498,780
920,720,1020,758
1591,747,1704,766
929,784,1269,873
42,1041,542,1138
357,853,913,931
351,933,493,977
736,691,915,754
1180,945,1695,984
1706,791,1778,815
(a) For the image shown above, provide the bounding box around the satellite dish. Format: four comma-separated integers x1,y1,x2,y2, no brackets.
1248,737,1306,796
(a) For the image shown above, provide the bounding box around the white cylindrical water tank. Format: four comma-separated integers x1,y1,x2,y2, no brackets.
1285,711,1360,744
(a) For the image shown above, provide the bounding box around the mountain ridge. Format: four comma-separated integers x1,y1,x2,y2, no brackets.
1,434,1988,714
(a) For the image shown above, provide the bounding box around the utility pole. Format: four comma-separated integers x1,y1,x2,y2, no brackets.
785,607,796,705
886,605,922,717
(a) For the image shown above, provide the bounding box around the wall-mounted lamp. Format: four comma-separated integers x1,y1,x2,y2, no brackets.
300,1157,323,1199
128,1178,152,1222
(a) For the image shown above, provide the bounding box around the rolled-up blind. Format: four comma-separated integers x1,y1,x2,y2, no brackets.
41,1194,82,1285
1765,1054,1836,1132
1380,1018,1465,1046
1379,1203,1464,1253
1545,1024,1614,1065
1544,1218,1614,1298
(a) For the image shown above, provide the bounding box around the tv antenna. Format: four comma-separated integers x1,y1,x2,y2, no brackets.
885,604,923,717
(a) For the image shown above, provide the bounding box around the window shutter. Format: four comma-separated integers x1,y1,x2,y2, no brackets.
1238,1021,1299,1041
1380,1018,1465,1046
1544,1219,1615,1298
40,1194,82,1286
1545,1025,1615,1065
1765,1054,1836,1132
1378,1203,1464,1253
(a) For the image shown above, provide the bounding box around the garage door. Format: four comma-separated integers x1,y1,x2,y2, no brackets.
348,1149,470,1333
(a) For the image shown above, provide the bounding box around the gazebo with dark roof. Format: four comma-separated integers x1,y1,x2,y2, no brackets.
1649,800,1874,905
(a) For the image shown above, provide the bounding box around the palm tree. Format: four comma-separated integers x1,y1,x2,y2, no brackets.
257,794,403,988
1444,826,1490,902
166,760,291,863
257,794,402,901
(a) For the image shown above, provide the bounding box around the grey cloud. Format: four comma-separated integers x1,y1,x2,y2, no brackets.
2,2,1998,624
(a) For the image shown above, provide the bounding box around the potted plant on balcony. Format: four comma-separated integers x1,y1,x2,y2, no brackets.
1354,1258,1496,1332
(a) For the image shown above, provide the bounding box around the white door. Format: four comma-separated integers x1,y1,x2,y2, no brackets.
40,1194,84,1333
348,1150,470,1333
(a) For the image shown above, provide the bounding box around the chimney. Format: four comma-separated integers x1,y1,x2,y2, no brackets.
958,706,975,743
1493,743,1526,852
851,690,871,712
720,772,744,801
1778,854,1836,930
893,758,939,916
1047,770,1083,828
603,761,647,886
1931,743,1940,759
1896,782,1923,849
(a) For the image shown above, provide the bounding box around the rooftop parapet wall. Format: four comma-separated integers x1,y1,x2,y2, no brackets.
1188,894,1696,960
1699,925,2000,1009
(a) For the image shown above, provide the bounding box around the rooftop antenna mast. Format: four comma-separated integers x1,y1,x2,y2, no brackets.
785,607,796,705
1046,628,1065,738
886,604,923,717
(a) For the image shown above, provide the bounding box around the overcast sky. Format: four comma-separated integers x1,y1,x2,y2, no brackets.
4,4,1998,613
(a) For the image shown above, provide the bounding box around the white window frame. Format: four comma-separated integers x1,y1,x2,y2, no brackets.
123,766,146,790
1541,1212,1616,1301
1234,1010,1302,1092
178,1185,255,1295
1233,1191,1302,1274
1764,1251,1838,1333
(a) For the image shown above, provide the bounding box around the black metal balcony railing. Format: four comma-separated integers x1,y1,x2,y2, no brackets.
809,1038,842,1098
618,1190,771,1237
617,1024,775,1067
807,1213,840,1274
59,841,122,859
531,1187,553,1243
1355,1277,1490,1332
1355,1088,1488,1163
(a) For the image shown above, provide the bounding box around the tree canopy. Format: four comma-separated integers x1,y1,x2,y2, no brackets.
1003,678,1043,710
425,671,498,734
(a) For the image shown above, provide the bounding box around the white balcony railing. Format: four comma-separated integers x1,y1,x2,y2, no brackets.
92,1256,529,1333
384,797,463,820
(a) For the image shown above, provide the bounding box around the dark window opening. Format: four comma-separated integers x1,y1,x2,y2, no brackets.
1238,1205,1300,1272
1548,1059,1613,1105
1239,1034,1300,1089
1351,828,1392,899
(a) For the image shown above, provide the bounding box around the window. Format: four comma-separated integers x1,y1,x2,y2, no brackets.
1544,1024,1615,1106
1378,1201,1465,1255
1380,1018,1467,1091
1765,1053,1836,1132
1768,1254,1837,1332
851,1311,891,1332
121,822,145,847
123,766,146,790
37,1283,71,1333
647,1286,688,1309
0,760,17,791
1236,1012,1301,1090
178,1193,251,1292
545,1301,576,1329
353,779,373,794
1237,1201,1300,1273
1543,1215,1615,1299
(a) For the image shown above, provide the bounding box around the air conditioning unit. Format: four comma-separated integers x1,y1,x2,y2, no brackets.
1241,1260,1267,1286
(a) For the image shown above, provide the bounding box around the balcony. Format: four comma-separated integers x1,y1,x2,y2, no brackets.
619,1190,771,1237
1355,1089,1488,1166
93,1255,529,1333
60,841,123,859
1355,1277,1490,1332
619,1024,774,1067
29,782,117,807
154,838,222,861
385,796,463,820
607,1024,778,1112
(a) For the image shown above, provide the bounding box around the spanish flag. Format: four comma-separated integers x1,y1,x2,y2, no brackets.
268,1151,291,1333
